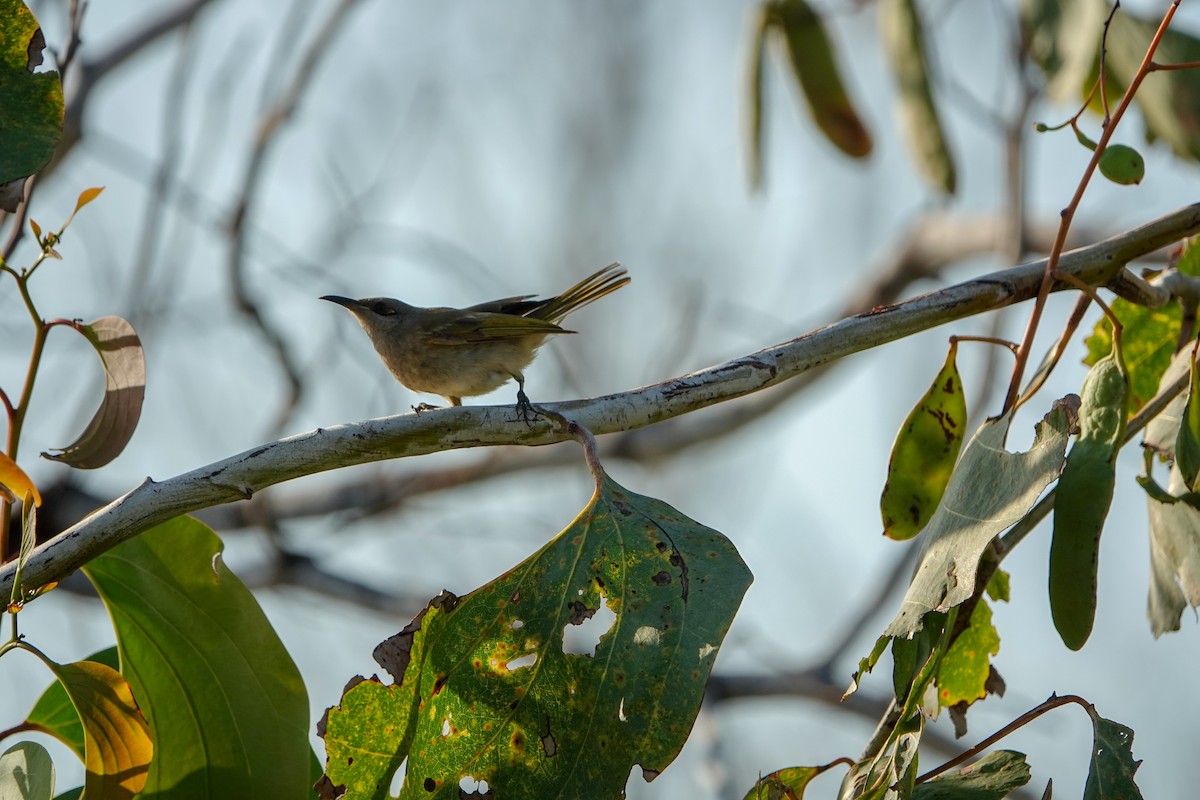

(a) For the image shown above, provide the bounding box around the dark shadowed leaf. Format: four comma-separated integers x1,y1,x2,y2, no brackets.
1176,354,1200,488
881,342,967,540
913,750,1030,799
0,0,64,210
768,0,872,158
0,741,54,800
43,316,145,469
1085,713,1143,800
886,402,1073,637
83,517,312,799
322,471,752,799
879,0,956,194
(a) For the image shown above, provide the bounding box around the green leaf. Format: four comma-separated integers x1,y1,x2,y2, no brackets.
886,401,1073,637
767,0,872,158
937,600,999,707
322,472,752,799
0,0,64,211
984,569,1010,603
1176,354,1200,489
42,316,146,469
844,635,890,699
1050,343,1128,650
40,659,152,799
1085,298,1179,414
23,647,120,759
1143,463,1200,636
1103,9,1200,163
83,516,313,799
0,741,55,800
881,342,967,540
879,0,956,194
741,760,847,800
1084,712,1143,800
1098,144,1145,186
912,750,1031,799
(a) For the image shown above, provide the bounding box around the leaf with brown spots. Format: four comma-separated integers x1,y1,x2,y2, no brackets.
881,341,967,541
320,472,752,799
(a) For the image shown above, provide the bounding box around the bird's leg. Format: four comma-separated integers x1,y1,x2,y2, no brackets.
512,374,539,424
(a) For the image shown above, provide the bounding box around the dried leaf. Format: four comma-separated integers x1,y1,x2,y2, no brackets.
886,402,1073,637
43,316,145,469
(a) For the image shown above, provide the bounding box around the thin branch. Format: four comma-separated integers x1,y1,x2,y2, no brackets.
4,202,1199,599
226,0,362,434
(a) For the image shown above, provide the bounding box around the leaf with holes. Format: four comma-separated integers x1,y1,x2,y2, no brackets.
43,316,145,469
0,0,64,211
881,342,967,541
886,401,1073,637
1085,712,1143,800
321,472,752,799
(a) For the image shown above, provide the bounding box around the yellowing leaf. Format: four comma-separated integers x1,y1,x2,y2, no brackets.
322,472,752,798
43,316,145,469
0,451,40,506
742,760,847,800
23,648,121,759
768,0,872,158
886,401,1073,637
881,342,967,540
46,659,152,799
937,599,999,707
879,0,956,194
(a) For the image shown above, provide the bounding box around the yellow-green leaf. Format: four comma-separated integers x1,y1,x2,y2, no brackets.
322,471,752,798
881,341,967,540
44,659,152,799
742,761,847,800
879,0,956,194
768,0,872,158
43,316,145,469
937,599,999,706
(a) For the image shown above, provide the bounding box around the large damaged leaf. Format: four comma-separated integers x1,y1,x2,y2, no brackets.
886,402,1073,637
1144,464,1200,636
43,316,145,469
321,472,752,799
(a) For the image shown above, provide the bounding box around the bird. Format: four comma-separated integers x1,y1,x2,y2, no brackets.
322,263,629,416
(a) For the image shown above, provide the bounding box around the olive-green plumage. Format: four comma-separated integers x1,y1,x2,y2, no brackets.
322,263,629,409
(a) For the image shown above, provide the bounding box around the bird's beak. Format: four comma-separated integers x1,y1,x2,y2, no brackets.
320,295,362,310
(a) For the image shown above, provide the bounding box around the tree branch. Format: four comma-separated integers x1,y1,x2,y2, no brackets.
4,202,1200,599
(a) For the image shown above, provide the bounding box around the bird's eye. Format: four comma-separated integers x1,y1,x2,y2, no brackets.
371,301,394,316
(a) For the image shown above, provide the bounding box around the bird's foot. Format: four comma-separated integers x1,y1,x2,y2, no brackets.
412,402,441,414
514,389,541,425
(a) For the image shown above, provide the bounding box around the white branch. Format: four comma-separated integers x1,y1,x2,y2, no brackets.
6,203,1200,598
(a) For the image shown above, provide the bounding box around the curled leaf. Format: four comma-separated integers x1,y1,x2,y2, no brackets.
43,316,145,469
881,341,967,540
0,451,40,506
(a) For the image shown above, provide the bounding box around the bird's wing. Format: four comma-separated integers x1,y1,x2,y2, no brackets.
423,312,571,345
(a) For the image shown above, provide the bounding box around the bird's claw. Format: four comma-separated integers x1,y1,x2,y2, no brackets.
514,389,541,425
